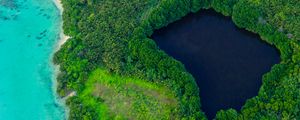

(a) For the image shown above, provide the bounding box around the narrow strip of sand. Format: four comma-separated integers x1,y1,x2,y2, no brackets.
53,0,63,14
53,0,70,50
52,0,74,119
53,0,76,99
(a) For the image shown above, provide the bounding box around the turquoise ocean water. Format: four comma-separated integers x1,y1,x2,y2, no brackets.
0,0,65,119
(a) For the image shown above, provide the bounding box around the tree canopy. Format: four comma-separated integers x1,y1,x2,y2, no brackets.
54,0,300,119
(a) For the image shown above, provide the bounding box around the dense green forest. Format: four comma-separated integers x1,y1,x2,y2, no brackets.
54,0,300,119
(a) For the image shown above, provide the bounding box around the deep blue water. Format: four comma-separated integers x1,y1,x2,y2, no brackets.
0,0,65,119
152,10,280,119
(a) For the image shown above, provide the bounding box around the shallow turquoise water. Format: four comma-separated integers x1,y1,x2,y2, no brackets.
0,0,65,119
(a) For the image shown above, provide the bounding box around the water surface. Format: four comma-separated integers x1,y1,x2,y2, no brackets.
152,10,280,119
0,0,65,119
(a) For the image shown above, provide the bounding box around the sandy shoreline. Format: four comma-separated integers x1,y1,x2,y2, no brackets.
53,0,70,50
53,0,63,14
52,0,72,119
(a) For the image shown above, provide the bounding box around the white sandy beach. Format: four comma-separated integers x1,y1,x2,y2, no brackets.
53,0,63,14
52,0,74,119
53,0,76,98
53,0,70,50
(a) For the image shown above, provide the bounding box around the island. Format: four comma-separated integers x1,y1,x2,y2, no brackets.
54,0,300,119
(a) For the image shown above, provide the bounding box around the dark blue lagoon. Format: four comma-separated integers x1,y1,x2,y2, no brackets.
152,9,280,119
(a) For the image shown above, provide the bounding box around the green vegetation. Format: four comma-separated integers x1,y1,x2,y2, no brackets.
69,68,180,119
54,0,300,119
55,0,206,119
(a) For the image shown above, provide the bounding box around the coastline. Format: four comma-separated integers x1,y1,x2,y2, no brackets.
51,0,72,119
53,0,70,50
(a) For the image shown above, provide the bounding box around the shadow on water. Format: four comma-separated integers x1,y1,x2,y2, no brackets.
151,9,280,119
0,0,17,9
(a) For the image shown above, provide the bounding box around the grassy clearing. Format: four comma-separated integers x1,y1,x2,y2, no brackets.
79,68,180,120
